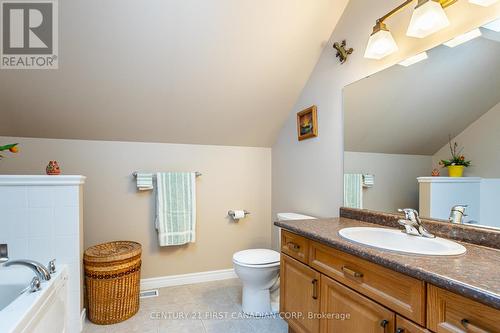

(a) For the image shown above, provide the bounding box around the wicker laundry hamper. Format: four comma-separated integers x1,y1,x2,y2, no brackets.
84,241,142,325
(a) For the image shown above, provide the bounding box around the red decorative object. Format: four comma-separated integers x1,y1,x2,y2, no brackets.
46,161,61,175
431,168,440,177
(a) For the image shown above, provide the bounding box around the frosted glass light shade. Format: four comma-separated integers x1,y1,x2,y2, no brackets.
407,0,450,38
364,29,399,60
469,0,499,6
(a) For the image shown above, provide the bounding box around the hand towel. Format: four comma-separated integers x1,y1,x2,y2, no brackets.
344,174,363,209
155,172,196,246
136,173,154,191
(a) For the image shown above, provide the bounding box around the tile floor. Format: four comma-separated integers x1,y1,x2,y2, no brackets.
83,278,288,333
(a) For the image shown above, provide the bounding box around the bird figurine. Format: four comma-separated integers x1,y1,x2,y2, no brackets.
333,40,354,64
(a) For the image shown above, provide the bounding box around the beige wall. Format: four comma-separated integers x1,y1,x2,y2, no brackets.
0,136,271,278
344,152,431,213
433,101,500,178
272,0,500,246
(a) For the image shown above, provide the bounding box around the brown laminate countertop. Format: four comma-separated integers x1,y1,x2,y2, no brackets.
275,217,500,310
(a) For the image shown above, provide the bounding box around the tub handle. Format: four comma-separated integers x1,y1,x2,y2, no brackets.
20,276,41,294
48,259,56,274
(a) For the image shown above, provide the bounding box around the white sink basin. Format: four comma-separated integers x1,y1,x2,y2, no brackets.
338,227,466,256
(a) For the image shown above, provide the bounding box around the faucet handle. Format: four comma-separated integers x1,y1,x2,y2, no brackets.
47,259,56,274
398,208,419,221
29,276,41,293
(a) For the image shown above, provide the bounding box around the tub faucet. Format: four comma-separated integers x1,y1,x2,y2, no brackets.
398,208,435,238
0,244,8,263
4,259,52,281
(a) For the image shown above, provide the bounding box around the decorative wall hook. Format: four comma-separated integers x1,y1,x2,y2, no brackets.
333,40,353,64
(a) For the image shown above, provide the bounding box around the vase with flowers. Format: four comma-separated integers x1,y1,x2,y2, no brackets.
439,136,471,177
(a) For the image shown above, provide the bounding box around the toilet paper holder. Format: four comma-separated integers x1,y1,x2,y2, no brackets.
228,210,250,220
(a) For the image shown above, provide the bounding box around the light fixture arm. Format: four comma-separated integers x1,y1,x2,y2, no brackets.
377,0,415,25
376,0,457,25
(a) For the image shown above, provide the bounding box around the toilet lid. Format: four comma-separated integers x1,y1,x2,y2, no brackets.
233,249,280,265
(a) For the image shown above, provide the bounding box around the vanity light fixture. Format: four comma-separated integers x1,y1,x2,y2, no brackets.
364,0,457,60
483,18,500,32
407,0,450,38
469,0,500,6
443,28,482,47
398,51,428,66
364,22,399,59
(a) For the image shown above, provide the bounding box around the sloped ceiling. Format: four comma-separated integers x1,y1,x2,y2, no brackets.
0,0,349,147
344,30,500,155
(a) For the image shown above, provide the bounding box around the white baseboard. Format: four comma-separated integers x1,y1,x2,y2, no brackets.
140,268,237,291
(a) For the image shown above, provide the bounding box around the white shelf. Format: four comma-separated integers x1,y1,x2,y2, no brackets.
417,177,481,183
0,175,86,186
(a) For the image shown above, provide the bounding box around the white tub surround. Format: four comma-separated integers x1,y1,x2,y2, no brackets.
0,175,85,333
0,266,69,333
418,177,500,228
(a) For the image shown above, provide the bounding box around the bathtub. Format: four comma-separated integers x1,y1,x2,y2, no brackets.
0,265,68,333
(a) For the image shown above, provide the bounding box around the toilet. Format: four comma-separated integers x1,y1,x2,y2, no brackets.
233,212,316,316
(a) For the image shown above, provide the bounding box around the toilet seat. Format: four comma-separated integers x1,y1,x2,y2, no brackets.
233,249,280,268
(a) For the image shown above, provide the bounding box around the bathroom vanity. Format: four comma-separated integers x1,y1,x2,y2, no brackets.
276,217,500,333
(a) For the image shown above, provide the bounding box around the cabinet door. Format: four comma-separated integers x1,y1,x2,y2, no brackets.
320,275,395,333
281,254,321,333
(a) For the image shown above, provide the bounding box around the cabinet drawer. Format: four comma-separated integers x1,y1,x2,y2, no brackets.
396,315,430,333
281,230,309,263
320,275,395,333
427,285,500,333
309,241,425,325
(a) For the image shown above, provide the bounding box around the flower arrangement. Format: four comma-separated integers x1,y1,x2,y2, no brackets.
0,143,19,159
439,136,471,168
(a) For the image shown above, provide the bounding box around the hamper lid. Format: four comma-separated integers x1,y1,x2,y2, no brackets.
84,241,142,263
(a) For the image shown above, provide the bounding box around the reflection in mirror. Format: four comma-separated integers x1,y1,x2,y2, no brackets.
343,17,500,230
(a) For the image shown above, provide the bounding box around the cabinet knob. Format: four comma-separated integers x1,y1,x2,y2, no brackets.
380,319,389,333
396,328,405,333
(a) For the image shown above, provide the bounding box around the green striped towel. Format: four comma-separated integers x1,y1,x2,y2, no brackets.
136,173,153,191
344,174,363,209
155,172,196,246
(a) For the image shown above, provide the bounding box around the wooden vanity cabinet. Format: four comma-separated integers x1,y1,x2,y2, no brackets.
320,274,395,333
281,254,321,333
280,230,500,333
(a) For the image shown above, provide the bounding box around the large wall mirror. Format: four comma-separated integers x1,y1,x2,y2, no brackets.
343,16,500,230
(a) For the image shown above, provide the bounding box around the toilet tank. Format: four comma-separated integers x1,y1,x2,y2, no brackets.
275,212,316,250
277,212,316,221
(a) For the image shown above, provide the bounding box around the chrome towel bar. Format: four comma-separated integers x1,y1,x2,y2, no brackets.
132,171,202,178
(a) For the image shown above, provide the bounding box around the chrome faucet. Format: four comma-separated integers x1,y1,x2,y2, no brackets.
0,244,8,263
398,208,435,238
449,205,467,224
4,259,52,281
